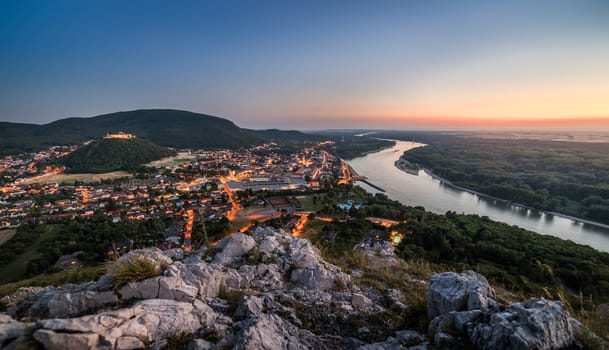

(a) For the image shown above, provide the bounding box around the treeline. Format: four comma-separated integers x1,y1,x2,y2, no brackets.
60,138,176,173
400,136,609,225
324,136,395,160
312,187,609,305
398,208,609,301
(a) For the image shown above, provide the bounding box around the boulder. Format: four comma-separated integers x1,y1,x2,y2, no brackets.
213,233,256,265
288,238,321,269
234,295,264,319
426,270,497,319
35,299,221,349
355,238,395,257
470,298,576,350
351,293,373,311
241,263,284,291
187,262,226,298
33,330,99,350
46,290,119,318
428,310,483,338
0,317,34,348
9,286,119,320
290,267,336,291
258,236,282,255
118,276,162,300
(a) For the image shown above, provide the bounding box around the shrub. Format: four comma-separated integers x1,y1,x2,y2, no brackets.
108,256,160,289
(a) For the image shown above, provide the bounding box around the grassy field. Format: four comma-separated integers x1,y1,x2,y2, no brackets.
23,171,131,185
146,152,196,167
231,205,278,232
299,219,327,239
0,226,60,284
0,229,17,247
297,195,324,212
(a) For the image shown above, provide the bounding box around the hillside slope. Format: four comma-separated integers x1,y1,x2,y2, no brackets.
0,227,605,349
0,110,258,154
60,138,176,173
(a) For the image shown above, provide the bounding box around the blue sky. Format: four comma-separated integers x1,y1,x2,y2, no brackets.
1,0,608,129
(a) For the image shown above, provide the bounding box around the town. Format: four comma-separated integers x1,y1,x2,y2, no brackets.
0,139,356,258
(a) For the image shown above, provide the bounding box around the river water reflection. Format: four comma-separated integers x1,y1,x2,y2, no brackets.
347,141,609,253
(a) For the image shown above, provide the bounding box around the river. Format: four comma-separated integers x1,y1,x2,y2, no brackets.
347,140,609,253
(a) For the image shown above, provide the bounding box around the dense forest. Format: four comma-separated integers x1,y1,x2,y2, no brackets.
313,186,609,306
323,136,395,160
59,138,176,173
396,136,609,225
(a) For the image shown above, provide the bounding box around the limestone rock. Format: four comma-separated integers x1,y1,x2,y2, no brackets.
288,238,321,269
36,299,221,349
351,293,373,311
118,276,162,300
234,314,324,350
0,317,34,348
428,310,483,338
163,248,184,261
0,287,45,309
358,330,428,350
46,290,118,318
234,295,264,320
187,261,226,298
33,329,99,350
188,338,213,350
470,298,576,350
9,286,118,320
426,270,497,319
355,238,395,257
214,233,256,265
290,267,336,291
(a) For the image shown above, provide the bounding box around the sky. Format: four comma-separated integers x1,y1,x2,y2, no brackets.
1,0,609,130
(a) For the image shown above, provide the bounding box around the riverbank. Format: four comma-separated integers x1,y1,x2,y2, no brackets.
418,166,609,232
355,178,386,192
349,143,396,158
394,158,419,176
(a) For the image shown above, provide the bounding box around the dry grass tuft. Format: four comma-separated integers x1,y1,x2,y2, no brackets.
108,256,160,289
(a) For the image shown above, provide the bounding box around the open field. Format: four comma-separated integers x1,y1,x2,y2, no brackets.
0,229,17,247
146,152,196,167
230,205,278,232
0,227,60,284
23,171,131,185
297,195,324,212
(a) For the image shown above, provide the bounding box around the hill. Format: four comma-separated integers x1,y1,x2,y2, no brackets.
59,137,176,173
250,129,325,143
0,110,321,155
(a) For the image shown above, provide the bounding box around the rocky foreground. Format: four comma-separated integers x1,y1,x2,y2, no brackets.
0,227,607,349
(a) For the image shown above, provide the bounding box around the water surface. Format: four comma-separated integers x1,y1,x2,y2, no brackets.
347,141,609,253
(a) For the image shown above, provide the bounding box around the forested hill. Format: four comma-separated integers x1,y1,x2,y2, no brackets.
0,109,320,155
399,135,609,225
59,138,176,173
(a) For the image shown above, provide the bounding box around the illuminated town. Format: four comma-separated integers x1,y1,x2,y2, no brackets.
0,140,365,253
